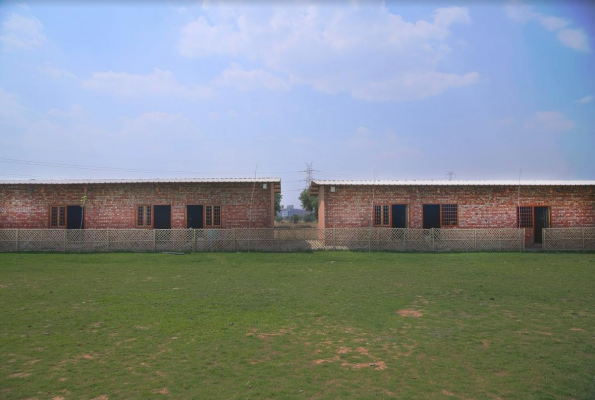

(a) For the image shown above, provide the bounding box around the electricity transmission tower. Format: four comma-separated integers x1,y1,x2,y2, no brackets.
446,171,457,181
305,162,314,188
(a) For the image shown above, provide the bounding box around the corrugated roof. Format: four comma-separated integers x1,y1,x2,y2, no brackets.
0,178,281,185
311,179,595,186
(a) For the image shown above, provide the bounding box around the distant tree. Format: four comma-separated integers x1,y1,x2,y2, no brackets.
291,214,301,224
299,189,319,218
275,193,282,215
304,213,316,223
275,215,283,223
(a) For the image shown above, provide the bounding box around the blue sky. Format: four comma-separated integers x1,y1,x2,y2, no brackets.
1,1,593,206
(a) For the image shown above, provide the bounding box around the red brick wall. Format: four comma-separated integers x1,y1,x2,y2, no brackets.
0,182,274,229
319,185,595,242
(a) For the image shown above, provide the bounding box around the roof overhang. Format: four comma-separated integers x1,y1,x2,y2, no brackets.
309,179,595,196
0,177,282,193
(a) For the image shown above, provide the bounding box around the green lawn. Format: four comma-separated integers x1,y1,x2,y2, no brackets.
0,253,594,399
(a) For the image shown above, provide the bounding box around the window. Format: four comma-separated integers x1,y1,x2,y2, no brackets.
136,205,152,227
374,205,390,226
205,205,222,227
441,204,458,226
517,206,533,228
50,206,66,227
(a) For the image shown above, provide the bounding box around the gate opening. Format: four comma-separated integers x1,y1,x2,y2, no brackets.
154,205,172,229
392,205,408,228
534,206,550,244
423,204,441,229
186,205,204,229
66,206,84,229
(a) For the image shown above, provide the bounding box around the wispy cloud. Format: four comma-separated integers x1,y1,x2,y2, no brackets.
81,68,212,99
213,63,290,92
178,4,479,101
557,29,590,52
0,13,46,49
525,111,574,132
505,0,590,52
38,66,78,80
575,95,593,104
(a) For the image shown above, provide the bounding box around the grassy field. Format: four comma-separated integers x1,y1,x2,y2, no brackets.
0,252,593,399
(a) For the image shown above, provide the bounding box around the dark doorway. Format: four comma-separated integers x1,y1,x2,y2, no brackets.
187,205,204,229
66,206,84,229
392,205,408,228
423,205,441,229
154,205,172,229
534,206,550,244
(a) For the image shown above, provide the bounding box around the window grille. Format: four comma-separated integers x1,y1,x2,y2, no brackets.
517,206,533,228
50,206,66,227
441,204,458,226
374,205,390,226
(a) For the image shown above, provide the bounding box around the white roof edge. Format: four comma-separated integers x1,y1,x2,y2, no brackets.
0,177,281,185
312,179,595,186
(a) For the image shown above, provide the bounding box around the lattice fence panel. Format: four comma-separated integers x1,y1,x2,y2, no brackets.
1,228,527,253
233,228,276,251
18,229,65,252
0,229,17,252
155,229,194,252
433,229,475,252
273,229,325,251
109,229,154,252
332,228,375,251
544,228,595,251
66,230,109,252
194,229,235,252
406,229,433,252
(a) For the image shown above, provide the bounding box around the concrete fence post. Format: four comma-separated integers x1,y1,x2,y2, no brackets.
431,228,435,252
474,229,477,251
15,229,19,252
523,229,526,252
333,228,336,250
192,229,196,253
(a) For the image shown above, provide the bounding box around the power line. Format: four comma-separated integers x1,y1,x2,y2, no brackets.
0,157,304,176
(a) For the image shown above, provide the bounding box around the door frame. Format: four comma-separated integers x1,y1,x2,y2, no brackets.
66,204,85,230
532,205,552,243
184,204,204,229
422,203,441,229
391,204,410,228
152,203,173,229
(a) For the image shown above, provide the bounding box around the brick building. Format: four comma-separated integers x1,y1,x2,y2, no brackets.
310,180,595,244
0,178,281,229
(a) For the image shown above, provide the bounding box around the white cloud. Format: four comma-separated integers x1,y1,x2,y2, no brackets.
0,87,28,127
48,104,86,120
81,68,212,99
557,29,590,52
213,63,290,92
352,71,479,101
505,1,589,52
178,4,478,101
576,95,593,104
525,111,574,132
538,16,569,31
0,13,45,49
120,112,202,139
38,66,78,80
